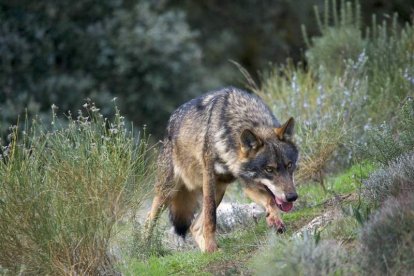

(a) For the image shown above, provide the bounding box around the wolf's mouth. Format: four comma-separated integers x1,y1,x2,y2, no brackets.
274,196,293,212
262,184,293,212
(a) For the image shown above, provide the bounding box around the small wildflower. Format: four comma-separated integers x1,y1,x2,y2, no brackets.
109,128,119,134
9,125,17,131
91,106,100,112
7,133,14,142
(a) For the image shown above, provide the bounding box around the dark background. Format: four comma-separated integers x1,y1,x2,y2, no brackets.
0,0,412,139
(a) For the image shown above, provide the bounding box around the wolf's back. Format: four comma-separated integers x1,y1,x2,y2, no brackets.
165,87,279,143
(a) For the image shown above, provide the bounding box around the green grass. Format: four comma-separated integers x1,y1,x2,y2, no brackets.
296,161,376,208
328,161,376,193
283,207,323,230
0,105,153,275
122,251,222,276
121,161,376,275
122,221,268,275
321,215,360,242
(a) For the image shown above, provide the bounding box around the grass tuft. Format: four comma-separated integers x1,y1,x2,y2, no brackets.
0,103,153,274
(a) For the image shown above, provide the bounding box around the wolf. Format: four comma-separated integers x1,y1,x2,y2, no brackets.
145,87,298,252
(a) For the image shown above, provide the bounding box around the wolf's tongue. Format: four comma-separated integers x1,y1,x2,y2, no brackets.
275,197,293,212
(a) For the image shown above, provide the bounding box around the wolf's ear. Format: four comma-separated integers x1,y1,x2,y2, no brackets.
274,117,295,140
240,129,263,154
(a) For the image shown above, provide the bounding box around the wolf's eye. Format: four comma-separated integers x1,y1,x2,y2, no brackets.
265,166,276,173
287,162,293,169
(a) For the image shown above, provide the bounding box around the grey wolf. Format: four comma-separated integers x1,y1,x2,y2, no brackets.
145,87,298,252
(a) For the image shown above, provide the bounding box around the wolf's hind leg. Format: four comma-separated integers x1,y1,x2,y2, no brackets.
144,192,170,240
169,184,199,237
144,139,175,238
244,186,285,233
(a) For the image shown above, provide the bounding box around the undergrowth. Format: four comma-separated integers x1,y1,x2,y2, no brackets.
251,232,356,276
254,0,413,184
0,103,153,274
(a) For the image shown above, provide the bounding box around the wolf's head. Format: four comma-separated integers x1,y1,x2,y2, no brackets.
238,117,299,212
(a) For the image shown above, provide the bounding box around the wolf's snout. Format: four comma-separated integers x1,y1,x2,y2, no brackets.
285,192,298,202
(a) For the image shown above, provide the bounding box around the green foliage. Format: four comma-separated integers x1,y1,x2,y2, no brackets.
362,98,414,165
363,151,414,205
250,161,378,276
321,215,360,241
357,100,414,273
104,2,204,134
360,194,414,275
132,220,170,259
257,0,413,182
122,220,268,275
258,54,369,182
218,219,268,254
305,0,414,121
305,1,365,75
365,16,414,114
250,232,355,276
0,1,204,137
122,251,221,276
0,104,153,274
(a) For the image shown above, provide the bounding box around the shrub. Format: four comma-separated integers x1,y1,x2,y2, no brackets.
360,194,414,275
0,104,153,274
362,98,414,166
256,0,414,183
0,1,204,137
363,151,414,205
365,16,414,117
250,232,355,275
257,51,369,183
304,1,365,75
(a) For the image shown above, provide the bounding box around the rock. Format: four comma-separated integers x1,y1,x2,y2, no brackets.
293,209,342,238
216,202,265,233
163,202,266,250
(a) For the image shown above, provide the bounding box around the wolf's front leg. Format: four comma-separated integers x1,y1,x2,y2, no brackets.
191,191,218,252
197,153,218,252
244,186,286,233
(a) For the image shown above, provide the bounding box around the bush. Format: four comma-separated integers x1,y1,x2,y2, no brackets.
365,16,414,117
256,1,414,182
250,232,354,275
257,50,369,183
362,98,414,166
305,1,365,75
360,194,414,275
363,151,414,205
0,1,204,137
359,95,414,275
0,104,153,274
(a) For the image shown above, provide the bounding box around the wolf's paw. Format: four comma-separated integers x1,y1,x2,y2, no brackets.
204,240,219,253
266,213,286,233
193,230,219,253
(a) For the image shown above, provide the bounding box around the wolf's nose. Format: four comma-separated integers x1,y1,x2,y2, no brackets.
285,192,298,202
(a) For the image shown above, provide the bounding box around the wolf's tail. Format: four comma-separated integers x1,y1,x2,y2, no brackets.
169,185,198,237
